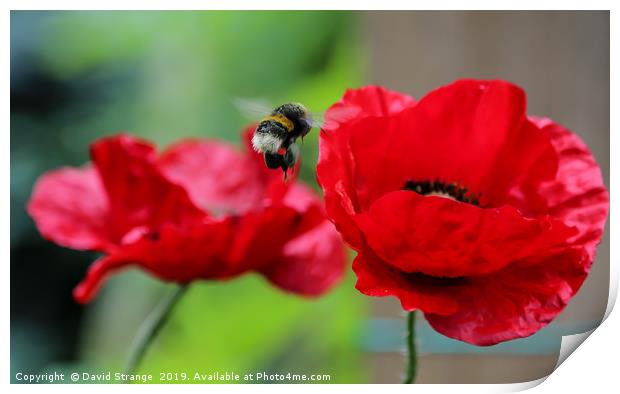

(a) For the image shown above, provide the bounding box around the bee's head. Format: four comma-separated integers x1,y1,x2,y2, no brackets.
275,103,313,137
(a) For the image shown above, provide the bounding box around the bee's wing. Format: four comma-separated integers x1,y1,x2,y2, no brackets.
234,98,360,131
308,106,361,131
307,110,326,128
232,97,273,121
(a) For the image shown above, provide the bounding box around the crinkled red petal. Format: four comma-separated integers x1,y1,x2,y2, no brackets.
355,247,591,345
508,117,609,259
354,190,577,277
424,248,591,345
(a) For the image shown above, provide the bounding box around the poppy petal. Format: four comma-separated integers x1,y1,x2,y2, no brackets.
260,185,346,296
317,86,417,248
159,139,267,214
73,255,126,304
344,80,558,208
225,207,304,274
282,183,328,234
73,220,236,303
226,184,327,276
323,85,417,130
513,118,609,259
90,134,206,240
353,253,459,315
425,248,590,345
27,166,110,251
354,190,577,278
317,127,364,249
261,221,345,296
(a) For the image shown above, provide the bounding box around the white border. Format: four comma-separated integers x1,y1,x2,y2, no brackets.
1,0,617,11
4,1,617,392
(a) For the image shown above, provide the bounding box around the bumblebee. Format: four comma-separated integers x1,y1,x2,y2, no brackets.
251,103,313,174
235,98,352,177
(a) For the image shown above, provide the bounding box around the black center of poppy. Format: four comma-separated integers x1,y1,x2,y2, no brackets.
403,179,480,206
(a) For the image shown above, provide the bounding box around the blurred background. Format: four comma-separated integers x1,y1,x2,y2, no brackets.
10,11,609,384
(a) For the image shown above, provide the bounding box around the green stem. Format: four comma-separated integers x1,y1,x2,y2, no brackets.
122,284,189,380
403,311,417,384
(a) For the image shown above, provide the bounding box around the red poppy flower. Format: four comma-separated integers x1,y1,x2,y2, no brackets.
317,81,609,345
28,129,345,304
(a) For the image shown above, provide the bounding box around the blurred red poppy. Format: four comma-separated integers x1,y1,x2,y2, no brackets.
28,129,345,304
317,81,609,345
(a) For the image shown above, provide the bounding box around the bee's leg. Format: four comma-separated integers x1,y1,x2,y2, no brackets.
281,159,289,178
284,143,300,169
280,144,300,181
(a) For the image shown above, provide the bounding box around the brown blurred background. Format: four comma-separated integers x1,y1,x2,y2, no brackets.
363,10,610,383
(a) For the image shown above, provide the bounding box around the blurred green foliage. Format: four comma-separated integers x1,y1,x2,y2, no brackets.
12,11,369,383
